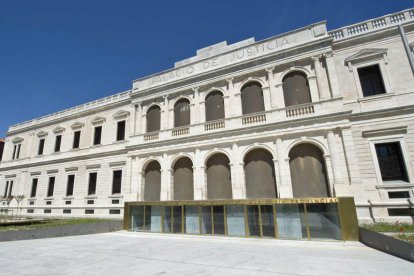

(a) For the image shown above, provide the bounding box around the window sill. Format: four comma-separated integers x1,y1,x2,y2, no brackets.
108,194,123,199
44,197,54,200
113,140,127,144
376,181,414,189
357,92,394,103
63,196,74,200
84,195,97,199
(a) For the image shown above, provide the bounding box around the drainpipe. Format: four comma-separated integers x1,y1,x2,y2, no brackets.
398,25,414,76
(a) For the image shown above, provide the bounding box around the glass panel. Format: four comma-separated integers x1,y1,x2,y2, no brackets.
260,205,275,238
185,206,199,234
201,206,212,234
213,206,225,235
226,205,246,236
172,206,183,233
307,203,341,240
276,204,307,239
163,206,172,233
144,206,162,232
131,206,144,231
247,205,260,237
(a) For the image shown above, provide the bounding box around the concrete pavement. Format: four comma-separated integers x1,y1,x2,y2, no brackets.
0,231,412,275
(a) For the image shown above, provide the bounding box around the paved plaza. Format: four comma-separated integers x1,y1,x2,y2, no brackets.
0,231,412,275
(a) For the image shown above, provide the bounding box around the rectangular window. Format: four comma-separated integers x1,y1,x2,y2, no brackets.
47,177,55,197
66,175,75,196
116,121,126,141
16,144,21,159
73,131,81,149
375,142,408,182
38,138,45,155
88,172,97,195
12,144,21,160
388,191,410,199
54,135,62,152
4,181,9,197
7,181,13,197
93,126,102,145
358,64,386,97
112,170,122,194
12,145,16,159
31,179,38,198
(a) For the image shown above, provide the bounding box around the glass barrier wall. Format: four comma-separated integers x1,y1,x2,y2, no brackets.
126,198,354,241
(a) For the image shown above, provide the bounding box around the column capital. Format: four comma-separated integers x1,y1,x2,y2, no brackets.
265,67,275,74
192,87,200,93
226,77,234,85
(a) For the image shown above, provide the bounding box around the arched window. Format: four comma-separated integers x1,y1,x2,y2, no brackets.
282,71,311,107
144,160,161,201
146,105,161,132
174,98,190,127
205,91,225,121
244,148,277,198
241,82,265,115
289,143,329,197
173,157,194,200
206,153,232,199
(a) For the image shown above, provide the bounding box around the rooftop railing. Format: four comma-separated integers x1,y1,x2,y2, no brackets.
328,9,414,41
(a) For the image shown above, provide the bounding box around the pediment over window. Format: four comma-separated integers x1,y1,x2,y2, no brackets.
53,126,65,134
345,48,388,70
91,116,106,125
113,110,130,119
36,131,48,137
12,137,24,143
70,122,85,129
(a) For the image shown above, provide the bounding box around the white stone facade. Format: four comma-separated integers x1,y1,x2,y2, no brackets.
1,9,414,223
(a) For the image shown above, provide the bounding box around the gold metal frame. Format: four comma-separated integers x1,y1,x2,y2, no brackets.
124,197,358,241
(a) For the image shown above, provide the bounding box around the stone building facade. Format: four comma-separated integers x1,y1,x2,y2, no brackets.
1,9,414,223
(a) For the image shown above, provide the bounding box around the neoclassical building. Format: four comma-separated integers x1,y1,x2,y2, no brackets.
1,9,414,223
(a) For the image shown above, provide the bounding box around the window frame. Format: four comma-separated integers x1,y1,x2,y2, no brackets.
46,176,56,198
30,178,38,198
348,56,391,99
54,134,62,152
66,174,75,197
368,135,413,186
87,171,98,196
116,120,126,141
72,130,81,149
38,138,45,156
93,125,103,146
111,170,123,195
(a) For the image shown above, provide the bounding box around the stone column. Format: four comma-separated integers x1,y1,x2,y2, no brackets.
130,104,137,136
192,87,200,124
312,56,330,100
327,130,342,186
231,143,245,199
162,96,169,130
324,52,341,98
275,137,293,198
273,72,285,109
130,156,139,201
193,148,205,200
307,75,320,103
134,102,142,135
340,127,362,186
266,67,278,108
227,78,241,117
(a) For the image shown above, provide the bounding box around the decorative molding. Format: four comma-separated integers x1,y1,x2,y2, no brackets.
12,137,24,143
345,48,388,71
86,164,101,170
113,110,130,119
36,131,48,138
47,169,59,174
30,171,41,176
362,126,407,138
109,161,127,167
65,167,78,172
5,174,16,179
53,126,65,134
91,116,106,125
71,122,85,130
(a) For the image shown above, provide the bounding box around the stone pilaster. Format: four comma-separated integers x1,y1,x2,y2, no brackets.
312,55,330,100
324,52,341,98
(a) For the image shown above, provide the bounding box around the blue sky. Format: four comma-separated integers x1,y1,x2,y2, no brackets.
0,0,412,136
